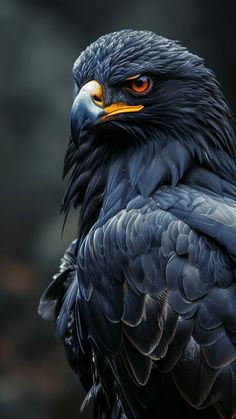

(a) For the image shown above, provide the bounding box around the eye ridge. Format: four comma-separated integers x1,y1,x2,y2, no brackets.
124,75,153,96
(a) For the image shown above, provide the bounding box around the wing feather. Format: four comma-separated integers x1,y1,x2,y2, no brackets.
65,187,236,416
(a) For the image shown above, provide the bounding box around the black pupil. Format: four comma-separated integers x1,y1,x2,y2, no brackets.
135,76,147,87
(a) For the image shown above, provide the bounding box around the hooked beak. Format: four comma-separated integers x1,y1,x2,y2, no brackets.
71,80,143,145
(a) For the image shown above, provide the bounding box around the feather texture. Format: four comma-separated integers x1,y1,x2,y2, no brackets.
39,29,236,419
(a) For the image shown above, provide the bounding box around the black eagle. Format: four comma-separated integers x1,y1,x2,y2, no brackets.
39,30,236,419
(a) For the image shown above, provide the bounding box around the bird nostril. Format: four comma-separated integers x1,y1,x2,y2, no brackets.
93,94,103,107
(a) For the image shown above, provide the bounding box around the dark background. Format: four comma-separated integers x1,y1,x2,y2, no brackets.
1,0,236,418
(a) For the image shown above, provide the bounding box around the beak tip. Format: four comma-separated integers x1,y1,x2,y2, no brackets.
71,90,105,142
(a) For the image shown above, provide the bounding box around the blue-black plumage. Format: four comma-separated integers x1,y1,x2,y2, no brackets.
39,30,236,418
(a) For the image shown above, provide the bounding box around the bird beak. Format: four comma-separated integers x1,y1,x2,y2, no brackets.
71,81,105,145
71,80,143,144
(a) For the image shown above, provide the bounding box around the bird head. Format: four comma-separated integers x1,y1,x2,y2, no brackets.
62,30,236,216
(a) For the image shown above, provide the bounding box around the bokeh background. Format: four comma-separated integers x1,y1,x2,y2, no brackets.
1,0,236,418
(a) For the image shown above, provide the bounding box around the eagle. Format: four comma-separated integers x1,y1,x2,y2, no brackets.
39,30,236,419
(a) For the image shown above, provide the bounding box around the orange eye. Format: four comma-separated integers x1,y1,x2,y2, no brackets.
126,75,152,95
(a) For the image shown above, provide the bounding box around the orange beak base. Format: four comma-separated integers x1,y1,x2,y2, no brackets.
101,103,144,121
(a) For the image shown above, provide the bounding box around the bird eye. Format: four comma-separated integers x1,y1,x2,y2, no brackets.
124,75,152,95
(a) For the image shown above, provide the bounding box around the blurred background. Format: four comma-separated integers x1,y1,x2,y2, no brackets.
1,0,236,417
